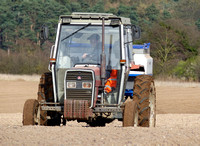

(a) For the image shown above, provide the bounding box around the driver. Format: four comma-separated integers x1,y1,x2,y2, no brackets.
82,34,101,63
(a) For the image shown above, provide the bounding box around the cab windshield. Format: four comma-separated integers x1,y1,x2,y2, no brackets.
56,24,121,104
56,25,121,70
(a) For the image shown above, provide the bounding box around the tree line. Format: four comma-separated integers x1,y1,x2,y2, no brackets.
0,0,200,81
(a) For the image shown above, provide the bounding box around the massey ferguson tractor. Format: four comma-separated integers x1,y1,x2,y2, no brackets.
23,13,156,127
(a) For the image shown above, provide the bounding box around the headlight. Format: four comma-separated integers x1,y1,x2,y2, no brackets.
82,82,92,89
67,82,76,88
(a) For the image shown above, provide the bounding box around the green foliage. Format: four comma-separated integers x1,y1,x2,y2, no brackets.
145,3,159,22
175,29,198,57
0,0,200,79
76,0,90,12
0,1,17,50
163,10,171,19
106,8,118,15
116,5,139,24
172,57,197,81
90,0,105,13
147,22,178,75
174,0,200,22
70,2,81,12
0,49,49,74
143,20,199,78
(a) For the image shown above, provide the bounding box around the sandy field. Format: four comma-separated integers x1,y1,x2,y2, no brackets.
0,74,200,145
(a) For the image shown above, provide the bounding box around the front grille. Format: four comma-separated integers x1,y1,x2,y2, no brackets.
66,71,92,80
66,89,92,100
66,70,93,100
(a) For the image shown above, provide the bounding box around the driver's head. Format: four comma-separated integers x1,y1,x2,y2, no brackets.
87,34,100,47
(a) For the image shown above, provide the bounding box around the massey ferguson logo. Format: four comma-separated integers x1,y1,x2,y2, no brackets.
77,76,81,80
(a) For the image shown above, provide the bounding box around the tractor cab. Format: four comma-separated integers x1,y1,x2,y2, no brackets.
49,13,138,107
55,20,122,105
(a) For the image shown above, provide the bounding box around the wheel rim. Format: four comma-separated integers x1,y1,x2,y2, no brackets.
149,82,156,127
33,103,40,125
134,108,138,127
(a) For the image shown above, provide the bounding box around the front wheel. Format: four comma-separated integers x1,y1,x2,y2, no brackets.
123,100,138,127
133,75,156,127
23,99,39,125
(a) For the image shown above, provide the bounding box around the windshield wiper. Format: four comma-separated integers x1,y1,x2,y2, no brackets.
61,23,91,42
124,41,133,44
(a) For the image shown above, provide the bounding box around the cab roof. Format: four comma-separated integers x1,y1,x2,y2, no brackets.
60,12,131,25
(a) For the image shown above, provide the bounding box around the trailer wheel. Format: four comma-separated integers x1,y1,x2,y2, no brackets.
133,75,156,127
23,99,39,125
123,100,138,127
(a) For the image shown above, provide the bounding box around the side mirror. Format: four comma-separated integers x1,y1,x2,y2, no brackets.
40,25,49,40
132,25,141,40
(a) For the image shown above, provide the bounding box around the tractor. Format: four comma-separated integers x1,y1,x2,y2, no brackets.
23,12,156,127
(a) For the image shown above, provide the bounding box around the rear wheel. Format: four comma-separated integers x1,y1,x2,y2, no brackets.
123,100,138,127
133,75,156,127
38,73,61,126
23,99,39,125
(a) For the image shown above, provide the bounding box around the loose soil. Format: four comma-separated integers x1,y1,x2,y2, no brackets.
0,75,200,145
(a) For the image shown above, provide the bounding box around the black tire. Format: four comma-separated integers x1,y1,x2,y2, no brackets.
38,72,54,102
123,100,138,127
23,99,39,125
133,75,156,127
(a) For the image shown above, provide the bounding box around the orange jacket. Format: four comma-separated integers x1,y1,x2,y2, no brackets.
104,69,117,93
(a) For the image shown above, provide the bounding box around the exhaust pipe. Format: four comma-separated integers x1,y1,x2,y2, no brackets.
101,17,106,105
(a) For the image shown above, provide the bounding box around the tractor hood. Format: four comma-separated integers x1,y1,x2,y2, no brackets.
73,64,101,87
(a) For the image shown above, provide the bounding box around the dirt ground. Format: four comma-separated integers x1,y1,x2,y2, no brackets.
0,75,200,145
